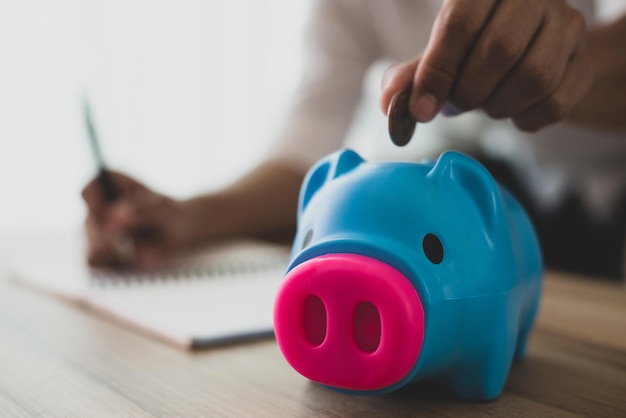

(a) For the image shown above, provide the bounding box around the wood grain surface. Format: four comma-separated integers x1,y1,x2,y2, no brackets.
0,263,624,417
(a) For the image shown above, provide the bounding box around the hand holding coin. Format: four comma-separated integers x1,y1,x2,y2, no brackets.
388,89,417,146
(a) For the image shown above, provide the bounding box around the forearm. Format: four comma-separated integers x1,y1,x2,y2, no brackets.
568,15,626,129
180,160,305,247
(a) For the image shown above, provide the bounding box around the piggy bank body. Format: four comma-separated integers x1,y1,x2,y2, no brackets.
273,149,542,401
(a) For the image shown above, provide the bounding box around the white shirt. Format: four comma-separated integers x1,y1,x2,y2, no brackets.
270,0,626,219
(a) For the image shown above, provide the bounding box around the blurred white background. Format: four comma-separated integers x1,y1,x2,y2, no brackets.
0,0,469,236
0,0,316,234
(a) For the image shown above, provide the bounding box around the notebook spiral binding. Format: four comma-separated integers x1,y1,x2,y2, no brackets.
89,249,290,288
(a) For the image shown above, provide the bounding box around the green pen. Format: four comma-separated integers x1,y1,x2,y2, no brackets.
83,98,135,265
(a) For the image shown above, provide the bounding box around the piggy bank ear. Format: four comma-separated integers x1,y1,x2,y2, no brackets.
299,149,364,213
426,151,503,238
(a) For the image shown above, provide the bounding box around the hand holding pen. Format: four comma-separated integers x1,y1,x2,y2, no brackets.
81,101,189,270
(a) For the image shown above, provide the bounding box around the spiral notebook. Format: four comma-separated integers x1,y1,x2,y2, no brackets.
10,237,291,349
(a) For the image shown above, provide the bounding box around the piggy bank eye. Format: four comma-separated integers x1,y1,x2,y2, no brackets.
423,233,443,264
301,228,314,249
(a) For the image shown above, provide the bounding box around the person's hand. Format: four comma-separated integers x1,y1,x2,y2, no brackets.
82,172,189,269
381,0,593,132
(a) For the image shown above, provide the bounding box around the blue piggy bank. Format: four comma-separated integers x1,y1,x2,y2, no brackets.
273,149,542,401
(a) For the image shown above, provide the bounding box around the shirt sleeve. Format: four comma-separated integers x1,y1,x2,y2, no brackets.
265,0,382,172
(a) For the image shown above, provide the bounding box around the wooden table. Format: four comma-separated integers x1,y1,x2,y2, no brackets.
0,248,624,417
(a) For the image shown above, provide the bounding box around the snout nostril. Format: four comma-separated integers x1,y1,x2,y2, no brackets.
353,301,381,353
302,295,327,346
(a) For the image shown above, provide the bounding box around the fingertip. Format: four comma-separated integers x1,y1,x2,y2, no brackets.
410,93,439,122
380,73,403,115
380,94,392,116
81,180,101,206
380,58,422,116
80,185,89,201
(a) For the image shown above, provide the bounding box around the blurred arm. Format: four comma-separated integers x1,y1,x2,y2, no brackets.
180,160,305,246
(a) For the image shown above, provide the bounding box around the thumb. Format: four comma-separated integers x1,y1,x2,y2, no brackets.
380,56,421,115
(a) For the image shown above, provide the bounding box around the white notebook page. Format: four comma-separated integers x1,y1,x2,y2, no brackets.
10,237,291,349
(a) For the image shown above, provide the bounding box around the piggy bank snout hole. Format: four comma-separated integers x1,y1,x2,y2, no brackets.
274,254,424,391
353,301,381,353
302,295,327,346
302,296,382,353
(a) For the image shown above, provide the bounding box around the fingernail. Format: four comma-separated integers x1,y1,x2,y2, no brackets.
441,102,462,117
412,94,438,122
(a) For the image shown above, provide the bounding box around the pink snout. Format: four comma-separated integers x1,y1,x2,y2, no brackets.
274,253,425,391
